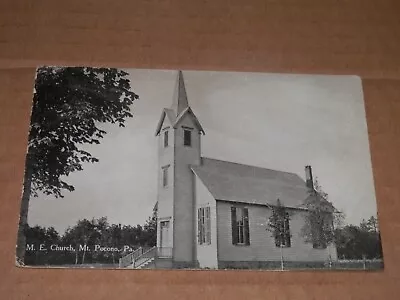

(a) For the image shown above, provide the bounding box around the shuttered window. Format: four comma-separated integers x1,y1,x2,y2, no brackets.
198,207,211,245
231,207,250,245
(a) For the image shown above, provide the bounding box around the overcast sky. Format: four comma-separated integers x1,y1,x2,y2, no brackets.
28,69,377,233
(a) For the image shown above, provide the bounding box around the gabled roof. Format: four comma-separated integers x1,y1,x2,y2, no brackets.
174,107,205,135
191,158,311,209
155,108,176,135
155,107,205,136
155,71,205,136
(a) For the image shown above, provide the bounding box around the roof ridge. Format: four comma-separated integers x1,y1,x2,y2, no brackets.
201,156,301,178
192,157,312,208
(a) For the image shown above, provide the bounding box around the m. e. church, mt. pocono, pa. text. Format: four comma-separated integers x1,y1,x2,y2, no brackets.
119,71,337,270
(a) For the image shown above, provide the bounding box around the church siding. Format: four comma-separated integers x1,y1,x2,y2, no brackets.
216,201,337,263
194,176,218,269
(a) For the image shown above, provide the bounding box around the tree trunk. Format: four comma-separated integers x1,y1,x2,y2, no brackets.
82,247,86,264
327,245,332,269
16,155,33,266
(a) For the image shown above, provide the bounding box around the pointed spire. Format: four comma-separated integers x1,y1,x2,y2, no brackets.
171,70,189,116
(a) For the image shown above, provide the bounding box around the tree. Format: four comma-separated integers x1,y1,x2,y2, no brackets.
267,199,291,270
103,223,123,264
300,177,342,252
335,216,383,259
17,67,139,264
63,218,100,264
361,216,379,233
25,225,60,265
141,202,158,247
267,199,291,247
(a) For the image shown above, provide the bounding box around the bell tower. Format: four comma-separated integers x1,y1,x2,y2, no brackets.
155,71,205,267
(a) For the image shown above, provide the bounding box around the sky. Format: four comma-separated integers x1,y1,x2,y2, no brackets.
27,69,377,234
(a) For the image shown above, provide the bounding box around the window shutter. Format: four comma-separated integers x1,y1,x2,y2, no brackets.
206,207,211,245
231,207,238,245
244,208,250,245
197,208,202,245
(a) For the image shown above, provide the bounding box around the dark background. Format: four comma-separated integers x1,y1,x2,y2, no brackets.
1,0,400,299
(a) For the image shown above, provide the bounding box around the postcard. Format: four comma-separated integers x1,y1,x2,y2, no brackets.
16,67,383,270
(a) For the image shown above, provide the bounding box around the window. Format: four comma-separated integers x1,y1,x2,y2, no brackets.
198,207,211,245
163,130,169,148
183,129,192,146
231,207,250,245
268,202,291,248
162,166,169,187
273,211,291,248
160,220,170,228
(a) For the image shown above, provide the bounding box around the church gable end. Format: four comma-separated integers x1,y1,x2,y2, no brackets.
173,107,205,135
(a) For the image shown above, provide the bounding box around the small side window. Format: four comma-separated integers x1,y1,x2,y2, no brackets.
162,166,169,187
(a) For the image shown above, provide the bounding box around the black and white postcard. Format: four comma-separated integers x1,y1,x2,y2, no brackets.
16,67,383,270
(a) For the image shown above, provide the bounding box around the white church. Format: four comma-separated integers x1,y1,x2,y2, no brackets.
120,71,337,269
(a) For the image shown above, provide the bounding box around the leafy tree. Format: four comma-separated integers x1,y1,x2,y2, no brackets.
267,199,291,248
17,67,138,264
335,216,383,259
103,223,123,264
360,216,379,233
141,202,158,247
300,177,342,251
267,199,291,270
25,226,60,265
25,212,157,266
63,218,101,264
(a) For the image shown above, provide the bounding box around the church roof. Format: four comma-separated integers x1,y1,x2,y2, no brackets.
155,71,205,135
191,157,311,209
155,108,176,135
164,108,177,124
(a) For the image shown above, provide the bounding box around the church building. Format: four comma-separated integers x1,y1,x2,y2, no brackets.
123,71,338,269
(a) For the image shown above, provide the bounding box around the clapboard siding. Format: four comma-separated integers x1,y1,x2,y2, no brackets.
216,201,337,262
194,176,218,268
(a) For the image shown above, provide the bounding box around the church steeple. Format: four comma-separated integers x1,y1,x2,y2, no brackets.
155,70,203,266
155,70,205,136
171,70,189,116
